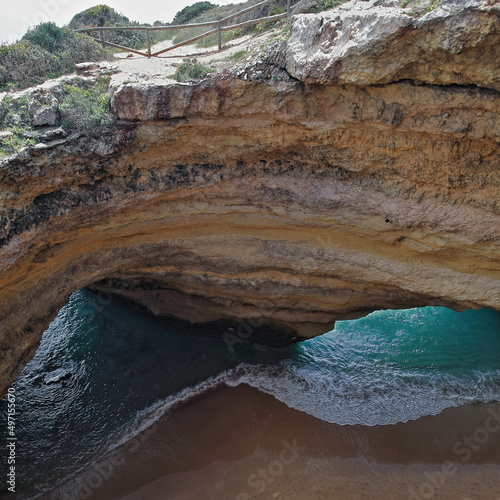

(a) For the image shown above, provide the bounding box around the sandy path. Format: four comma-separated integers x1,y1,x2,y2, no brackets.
98,30,278,86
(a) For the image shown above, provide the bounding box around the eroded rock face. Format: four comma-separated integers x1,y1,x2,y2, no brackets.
0,0,499,396
286,0,500,89
28,91,60,127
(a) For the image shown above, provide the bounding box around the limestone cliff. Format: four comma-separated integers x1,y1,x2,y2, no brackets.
0,0,499,396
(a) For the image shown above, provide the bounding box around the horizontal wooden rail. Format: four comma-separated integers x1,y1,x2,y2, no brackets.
96,39,149,57
221,12,288,31
74,20,220,32
73,0,280,33
75,0,295,58
219,0,275,24
151,28,219,57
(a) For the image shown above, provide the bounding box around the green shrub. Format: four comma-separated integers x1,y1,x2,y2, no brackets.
23,22,64,53
0,65,8,87
69,5,129,28
269,5,285,15
0,24,109,91
323,0,345,8
0,40,59,89
0,95,36,158
253,18,282,34
231,50,247,62
400,0,440,17
0,95,29,127
172,2,219,25
59,77,113,132
174,59,214,82
309,0,348,12
0,128,36,159
427,0,442,11
68,5,147,50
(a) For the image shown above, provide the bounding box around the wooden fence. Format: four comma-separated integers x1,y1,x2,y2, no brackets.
74,0,295,58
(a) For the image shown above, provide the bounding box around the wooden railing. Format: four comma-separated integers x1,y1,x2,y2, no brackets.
74,0,295,58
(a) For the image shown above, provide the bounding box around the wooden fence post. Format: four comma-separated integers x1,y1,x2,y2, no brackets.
146,29,151,57
77,0,294,58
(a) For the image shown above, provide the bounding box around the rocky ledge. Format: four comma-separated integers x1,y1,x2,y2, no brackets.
0,0,499,395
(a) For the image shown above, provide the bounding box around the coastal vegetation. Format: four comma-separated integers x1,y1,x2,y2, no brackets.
0,4,169,92
0,0,384,92
0,94,35,157
68,5,149,50
0,0,293,91
172,2,219,25
174,58,215,82
170,0,293,47
308,0,349,13
0,23,108,91
0,127,36,158
59,77,113,132
0,76,112,158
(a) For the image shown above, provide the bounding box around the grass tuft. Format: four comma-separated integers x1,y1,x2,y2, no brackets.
174,59,214,82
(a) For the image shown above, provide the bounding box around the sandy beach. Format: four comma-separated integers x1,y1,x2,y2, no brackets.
42,384,500,500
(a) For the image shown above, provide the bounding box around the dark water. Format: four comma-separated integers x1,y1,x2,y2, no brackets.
0,290,290,499
0,290,499,499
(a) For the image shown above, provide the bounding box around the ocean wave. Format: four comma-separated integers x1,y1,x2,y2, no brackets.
29,371,233,500
225,362,500,426
105,370,232,452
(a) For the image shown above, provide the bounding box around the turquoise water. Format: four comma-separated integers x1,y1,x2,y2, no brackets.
228,307,500,425
0,290,499,498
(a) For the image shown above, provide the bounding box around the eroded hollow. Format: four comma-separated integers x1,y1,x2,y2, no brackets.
1,188,498,400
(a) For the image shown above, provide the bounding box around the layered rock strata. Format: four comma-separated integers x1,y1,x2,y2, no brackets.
0,0,499,395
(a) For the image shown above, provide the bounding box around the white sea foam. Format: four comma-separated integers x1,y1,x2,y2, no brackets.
29,371,233,500
103,360,500,438
32,361,500,499
104,370,233,453
225,362,500,426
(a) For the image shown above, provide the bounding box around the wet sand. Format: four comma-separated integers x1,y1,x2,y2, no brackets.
43,384,500,500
